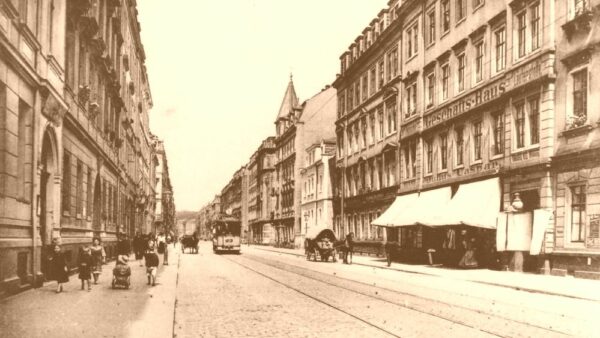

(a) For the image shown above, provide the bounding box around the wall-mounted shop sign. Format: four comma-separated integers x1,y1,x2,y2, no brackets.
423,53,551,130
423,80,506,129
587,214,600,248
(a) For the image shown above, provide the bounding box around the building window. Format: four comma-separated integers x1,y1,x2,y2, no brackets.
570,185,586,243
362,74,368,101
455,126,464,166
347,86,354,112
338,91,346,117
386,153,397,187
440,133,448,170
386,48,398,81
337,131,344,158
355,81,361,105
62,152,71,214
346,128,352,156
494,27,506,72
17,99,32,202
517,11,527,58
386,99,397,134
528,97,539,145
441,63,449,100
378,59,385,90
405,81,417,118
427,9,436,46
474,40,484,83
473,121,482,161
457,52,466,92
515,102,526,149
406,22,418,59
492,111,504,156
378,107,384,140
370,113,376,144
425,139,433,174
76,160,83,216
370,67,376,96
361,117,367,148
530,2,540,51
473,0,484,9
572,68,588,126
456,0,466,22
426,72,435,107
87,167,93,218
441,0,451,34
354,123,360,152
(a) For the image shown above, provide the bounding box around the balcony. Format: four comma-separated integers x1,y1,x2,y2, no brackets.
562,2,596,40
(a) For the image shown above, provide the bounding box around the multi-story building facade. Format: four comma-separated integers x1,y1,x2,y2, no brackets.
152,135,175,236
0,0,163,296
300,140,336,239
197,194,220,240
220,166,248,241
551,0,600,278
272,78,337,248
332,4,402,248
351,0,557,266
247,137,276,244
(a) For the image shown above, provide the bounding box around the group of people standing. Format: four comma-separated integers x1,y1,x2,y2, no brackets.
46,232,174,292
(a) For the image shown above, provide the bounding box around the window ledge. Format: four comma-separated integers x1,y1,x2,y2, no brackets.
471,160,483,166
491,154,504,161
511,144,539,155
456,17,466,27
561,124,593,138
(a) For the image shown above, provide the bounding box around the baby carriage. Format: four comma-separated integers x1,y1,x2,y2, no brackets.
112,255,131,289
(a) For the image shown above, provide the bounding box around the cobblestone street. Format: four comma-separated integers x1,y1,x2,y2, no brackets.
2,242,599,337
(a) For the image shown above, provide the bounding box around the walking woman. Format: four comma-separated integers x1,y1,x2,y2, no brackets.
48,244,69,293
90,237,106,284
78,246,93,291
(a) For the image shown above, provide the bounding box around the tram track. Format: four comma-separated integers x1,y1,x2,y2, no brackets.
220,253,575,338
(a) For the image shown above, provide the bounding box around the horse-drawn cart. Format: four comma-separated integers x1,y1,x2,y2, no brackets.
304,228,338,262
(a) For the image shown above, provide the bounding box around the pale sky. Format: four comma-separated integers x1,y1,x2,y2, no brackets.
137,0,388,211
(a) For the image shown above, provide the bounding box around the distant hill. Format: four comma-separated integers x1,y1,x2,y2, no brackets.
176,210,198,220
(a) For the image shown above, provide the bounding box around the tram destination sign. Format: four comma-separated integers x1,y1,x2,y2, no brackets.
423,55,547,129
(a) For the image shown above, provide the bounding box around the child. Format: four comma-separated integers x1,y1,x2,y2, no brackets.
144,246,159,286
79,247,92,291
48,244,69,293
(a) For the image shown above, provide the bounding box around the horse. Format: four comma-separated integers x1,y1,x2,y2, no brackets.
337,233,354,264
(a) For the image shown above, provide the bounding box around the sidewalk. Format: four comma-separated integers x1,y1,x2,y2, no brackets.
0,245,180,338
251,245,600,302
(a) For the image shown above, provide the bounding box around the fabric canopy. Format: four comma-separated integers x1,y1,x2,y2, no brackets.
371,193,419,227
396,187,452,227
305,226,335,240
428,177,501,229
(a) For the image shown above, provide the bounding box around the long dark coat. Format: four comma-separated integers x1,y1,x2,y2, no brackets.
78,253,93,280
48,252,69,283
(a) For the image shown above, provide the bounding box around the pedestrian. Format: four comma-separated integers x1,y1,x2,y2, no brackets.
48,244,69,293
144,245,159,286
157,232,166,254
90,237,106,284
133,233,145,267
163,237,171,265
78,246,92,291
116,233,131,256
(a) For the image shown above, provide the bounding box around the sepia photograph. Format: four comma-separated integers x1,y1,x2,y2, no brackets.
1,0,600,337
